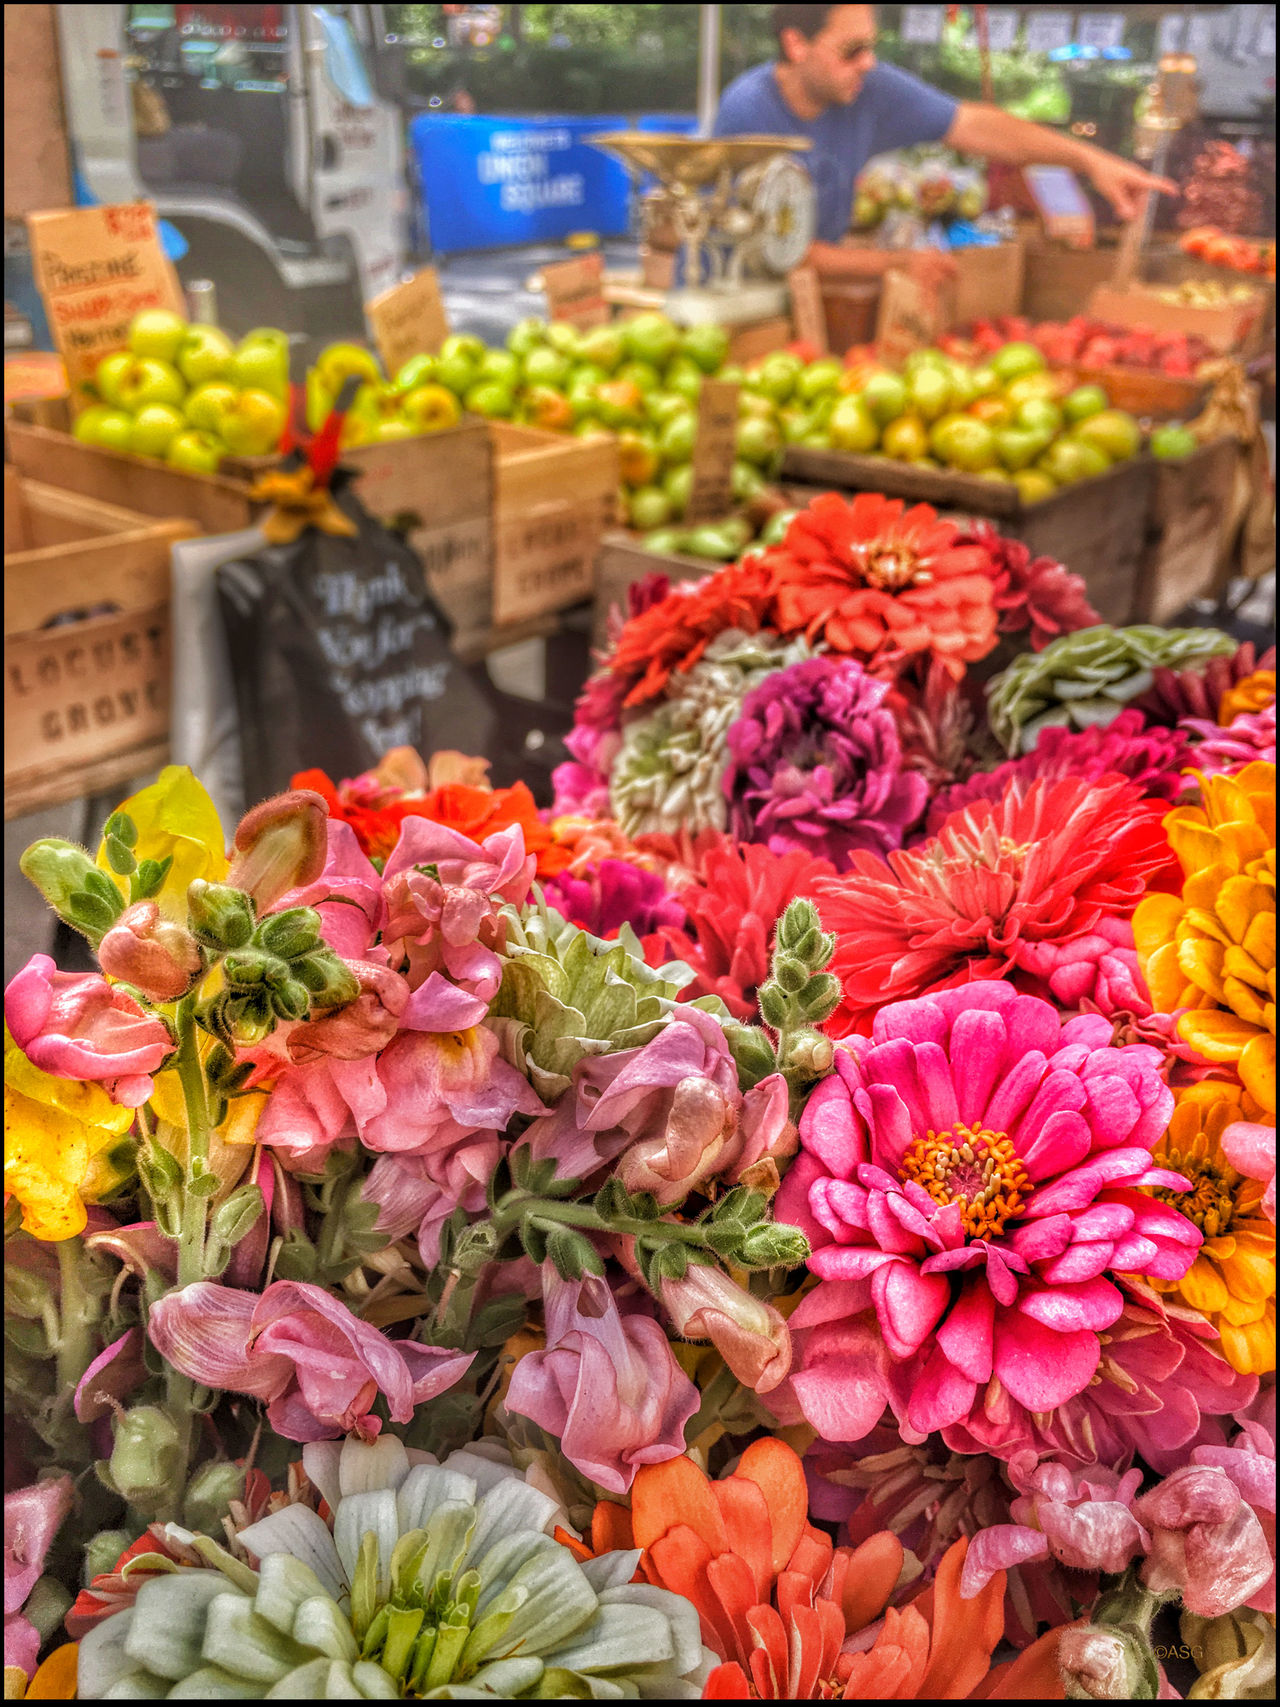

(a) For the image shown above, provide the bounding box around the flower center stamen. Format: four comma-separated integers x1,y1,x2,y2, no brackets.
850,543,932,592
1154,1148,1239,1239
900,1122,1031,1238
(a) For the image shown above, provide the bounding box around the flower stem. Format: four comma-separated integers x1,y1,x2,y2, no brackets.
173,995,212,1287
494,1195,709,1246
55,1236,93,1424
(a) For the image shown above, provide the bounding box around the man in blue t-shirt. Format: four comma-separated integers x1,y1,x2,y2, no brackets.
714,3,1174,285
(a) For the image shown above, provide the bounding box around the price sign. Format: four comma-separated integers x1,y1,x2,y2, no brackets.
541,252,610,329
787,266,829,355
26,201,186,409
1078,13,1126,52
1186,14,1214,57
685,379,740,525
876,269,949,368
1025,10,1072,54
1157,14,1186,54
901,6,944,45
984,10,1020,52
367,266,450,377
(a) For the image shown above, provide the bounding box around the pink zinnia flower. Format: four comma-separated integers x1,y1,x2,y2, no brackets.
5,955,172,1107
1221,1120,1276,1222
504,1268,699,1494
147,1279,473,1442
924,709,1193,834
724,656,929,871
543,858,684,940
1181,701,1277,775
774,982,1199,1448
816,774,1176,1037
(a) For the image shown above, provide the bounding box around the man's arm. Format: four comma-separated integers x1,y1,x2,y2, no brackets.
804,242,957,288
947,103,1176,220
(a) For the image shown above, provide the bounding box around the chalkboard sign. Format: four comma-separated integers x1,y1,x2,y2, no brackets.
216,470,494,801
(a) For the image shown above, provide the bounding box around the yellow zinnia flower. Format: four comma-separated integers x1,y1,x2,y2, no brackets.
96,765,228,919
1134,761,1276,1114
1145,1079,1275,1375
4,1031,135,1241
1218,669,1277,725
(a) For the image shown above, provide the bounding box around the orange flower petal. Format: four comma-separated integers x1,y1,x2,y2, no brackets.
631,1455,727,1556
733,1436,810,1578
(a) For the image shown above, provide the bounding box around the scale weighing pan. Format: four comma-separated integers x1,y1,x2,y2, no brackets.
590,132,812,184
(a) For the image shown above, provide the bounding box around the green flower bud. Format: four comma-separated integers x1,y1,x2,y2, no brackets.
731,1219,811,1270
181,1460,246,1535
303,952,361,1011
222,946,274,988
758,983,789,1030
186,880,255,950
83,1529,136,1585
781,1027,835,1077
778,898,819,950
102,1405,183,1516
725,1021,778,1090
1061,1623,1160,1699
256,906,322,962
774,956,808,994
270,978,312,1022
797,973,841,1021
19,839,119,942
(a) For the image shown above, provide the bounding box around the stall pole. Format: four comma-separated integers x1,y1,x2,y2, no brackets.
698,5,722,135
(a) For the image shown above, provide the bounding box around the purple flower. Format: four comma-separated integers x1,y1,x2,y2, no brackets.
926,709,1193,834
724,657,927,871
1181,701,1277,775
542,858,684,940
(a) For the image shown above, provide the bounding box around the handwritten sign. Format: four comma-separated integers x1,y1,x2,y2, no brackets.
367,267,451,378
787,266,829,355
685,379,740,525
875,269,949,368
542,252,610,329
26,202,185,409
1025,11,1072,55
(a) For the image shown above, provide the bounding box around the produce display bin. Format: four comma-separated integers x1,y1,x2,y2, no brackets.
4,421,260,537
490,422,619,630
592,531,717,649
779,447,1156,626
1132,436,1242,625
4,467,197,816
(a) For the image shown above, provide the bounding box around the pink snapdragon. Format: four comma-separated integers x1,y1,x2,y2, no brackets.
774,981,1198,1449
504,1268,699,1494
147,1279,473,1442
381,819,535,999
961,1453,1150,1596
4,1475,73,1677
5,954,172,1107
658,1261,792,1394
273,818,386,959
96,902,202,1003
363,1135,500,1266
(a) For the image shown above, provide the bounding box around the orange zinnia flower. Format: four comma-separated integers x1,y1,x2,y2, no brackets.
1219,668,1277,725
762,493,1000,678
606,555,776,712
565,1440,1057,1701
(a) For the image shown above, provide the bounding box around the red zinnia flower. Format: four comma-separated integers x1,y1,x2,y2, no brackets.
763,493,1001,677
815,773,1177,1036
958,518,1100,651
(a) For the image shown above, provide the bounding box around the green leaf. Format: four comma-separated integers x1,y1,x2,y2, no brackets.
104,812,138,849
66,891,117,933
104,834,137,876
186,1169,220,1199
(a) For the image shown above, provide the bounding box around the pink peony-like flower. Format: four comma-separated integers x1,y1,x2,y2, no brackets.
146,1279,473,1442
924,709,1194,834
543,858,684,940
550,721,622,820
1016,915,1151,1018
504,1267,699,1494
4,954,172,1107
774,982,1198,1449
1181,701,1277,775
960,1454,1149,1597
724,656,929,871
1136,1422,1275,1617
5,1475,73,1677
381,818,535,999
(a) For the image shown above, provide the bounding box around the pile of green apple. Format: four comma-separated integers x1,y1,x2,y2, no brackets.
769,340,1145,504
73,310,289,473
305,344,465,447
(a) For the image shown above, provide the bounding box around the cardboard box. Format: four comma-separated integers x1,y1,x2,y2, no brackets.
1089,283,1265,357
4,468,197,815
1021,234,1127,323
949,240,1025,328
779,445,1156,626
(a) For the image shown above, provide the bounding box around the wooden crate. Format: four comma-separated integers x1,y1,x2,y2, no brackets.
1021,236,1126,323
1070,364,1206,421
592,531,716,649
950,240,1026,329
5,469,197,816
1090,284,1266,357
1132,436,1241,624
490,422,619,630
779,446,1156,626
4,420,260,536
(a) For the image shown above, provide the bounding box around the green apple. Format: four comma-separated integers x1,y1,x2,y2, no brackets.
1015,397,1064,438
166,429,224,474
465,380,516,419
681,322,729,374
970,364,1002,398
219,388,287,456
930,413,997,472
185,381,238,434
594,380,646,429
94,351,134,407
750,353,802,404
909,368,952,423
796,358,844,402
904,348,951,377
646,390,689,429
829,395,879,453
616,430,660,488
478,348,521,388
617,359,662,396
177,325,235,388
664,356,704,403
739,391,777,421
779,405,815,444
1013,468,1057,504
88,409,135,453
736,414,782,468
522,347,571,389
567,362,606,396
436,350,479,396
718,364,747,385
1038,438,1094,486
1062,384,1109,425
578,326,625,373
506,318,547,358
545,321,581,358
1005,372,1061,410
118,358,186,412
128,308,187,364
1069,439,1111,478
663,463,694,516
402,383,461,433
440,333,486,366
72,405,116,445
991,340,1047,384
946,363,979,408
314,342,382,393
394,353,437,392
231,337,289,399
628,485,672,531
622,312,680,370
1074,408,1141,462
523,384,575,432
1151,423,1199,459
659,412,696,466
994,426,1045,472
128,402,185,458
731,460,767,503
373,417,418,443
861,371,908,425
881,415,929,460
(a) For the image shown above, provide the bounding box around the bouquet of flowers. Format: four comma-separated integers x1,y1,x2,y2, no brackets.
4,489,1275,1702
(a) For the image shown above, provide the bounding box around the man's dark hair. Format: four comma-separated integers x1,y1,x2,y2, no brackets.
772,4,839,46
